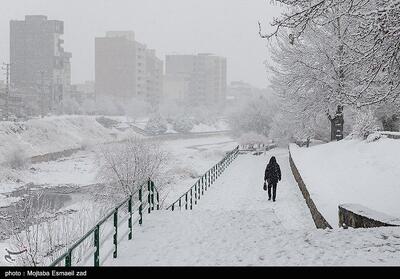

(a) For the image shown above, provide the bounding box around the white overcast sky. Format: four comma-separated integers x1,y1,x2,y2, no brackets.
0,0,283,88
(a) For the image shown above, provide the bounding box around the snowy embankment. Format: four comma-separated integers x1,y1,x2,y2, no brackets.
132,118,230,134
290,138,400,227
0,115,235,202
0,115,133,162
0,115,137,195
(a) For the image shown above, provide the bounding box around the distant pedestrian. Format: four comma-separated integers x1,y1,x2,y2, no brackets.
264,156,281,202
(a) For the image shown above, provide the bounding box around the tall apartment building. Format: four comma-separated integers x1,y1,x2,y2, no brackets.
165,53,227,105
145,49,163,105
10,15,72,114
95,31,163,105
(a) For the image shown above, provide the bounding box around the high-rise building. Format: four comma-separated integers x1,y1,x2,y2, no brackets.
145,49,163,105
95,31,163,105
165,53,227,105
10,15,72,113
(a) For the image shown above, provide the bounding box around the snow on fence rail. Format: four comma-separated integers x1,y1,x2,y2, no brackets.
166,146,239,211
50,179,159,267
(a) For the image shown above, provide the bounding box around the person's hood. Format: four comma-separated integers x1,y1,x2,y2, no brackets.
269,156,276,165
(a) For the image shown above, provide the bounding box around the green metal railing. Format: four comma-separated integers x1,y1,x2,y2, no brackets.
50,179,159,267
49,146,240,266
166,146,239,211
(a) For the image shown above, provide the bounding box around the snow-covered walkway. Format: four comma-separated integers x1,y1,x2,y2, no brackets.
105,149,400,266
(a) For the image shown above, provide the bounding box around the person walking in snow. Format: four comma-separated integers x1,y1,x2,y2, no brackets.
264,156,281,202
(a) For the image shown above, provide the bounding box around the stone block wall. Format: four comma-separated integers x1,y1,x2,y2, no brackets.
289,151,332,229
339,204,400,228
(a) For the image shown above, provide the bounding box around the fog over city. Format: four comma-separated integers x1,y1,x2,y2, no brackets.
0,0,399,270
0,0,283,87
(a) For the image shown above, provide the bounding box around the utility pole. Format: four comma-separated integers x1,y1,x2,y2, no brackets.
2,63,11,121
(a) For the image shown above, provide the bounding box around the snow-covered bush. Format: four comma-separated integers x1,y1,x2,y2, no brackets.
4,147,30,170
97,137,168,205
5,191,107,266
172,117,194,133
145,115,168,135
228,95,275,137
374,102,400,132
350,108,381,140
366,132,383,143
238,132,269,146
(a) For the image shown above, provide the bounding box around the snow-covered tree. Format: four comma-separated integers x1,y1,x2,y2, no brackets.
228,94,276,137
350,108,381,139
374,99,400,131
97,137,168,204
262,0,400,107
172,116,194,133
4,191,107,266
145,114,168,135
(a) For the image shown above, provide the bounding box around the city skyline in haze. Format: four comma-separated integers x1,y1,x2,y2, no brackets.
0,0,284,88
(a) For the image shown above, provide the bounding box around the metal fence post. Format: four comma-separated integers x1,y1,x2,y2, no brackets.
139,186,143,225
128,195,133,240
94,225,100,266
185,193,188,210
148,181,152,214
198,181,201,200
113,209,118,258
190,188,193,210
65,250,72,267
205,172,208,190
156,190,160,210
201,177,204,195
194,183,197,204
151,180,155,211
179,197,182,210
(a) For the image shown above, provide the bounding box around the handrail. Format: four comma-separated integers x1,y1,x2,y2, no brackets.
50,179,160,267
166,146,239,211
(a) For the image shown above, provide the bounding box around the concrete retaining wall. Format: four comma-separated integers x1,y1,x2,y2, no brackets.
289,151,332,229
379,131,400,139
30,148,84,164
339,204,400,228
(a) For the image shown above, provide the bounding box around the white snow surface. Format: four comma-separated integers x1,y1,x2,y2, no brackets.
290,138,400,227
0,115,132,162
104,148,400,266
161,136,237,205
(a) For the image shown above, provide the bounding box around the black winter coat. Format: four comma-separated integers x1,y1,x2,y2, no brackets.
264,157,281,184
